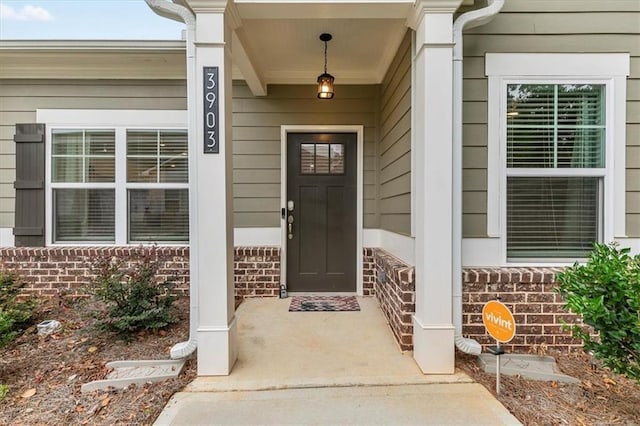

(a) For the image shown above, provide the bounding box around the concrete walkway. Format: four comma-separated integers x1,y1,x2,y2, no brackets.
155,297,520,425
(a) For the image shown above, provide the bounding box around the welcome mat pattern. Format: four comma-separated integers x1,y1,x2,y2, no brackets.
289,295,360,312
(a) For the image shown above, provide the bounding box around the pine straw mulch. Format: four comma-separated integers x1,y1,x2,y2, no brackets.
457,349,640,425
0,296,196,426
3,296,640,425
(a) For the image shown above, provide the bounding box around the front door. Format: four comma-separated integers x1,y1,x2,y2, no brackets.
286,133,357,292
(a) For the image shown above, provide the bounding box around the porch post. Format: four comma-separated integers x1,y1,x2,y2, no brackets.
188,0,237,375
408,0,462,374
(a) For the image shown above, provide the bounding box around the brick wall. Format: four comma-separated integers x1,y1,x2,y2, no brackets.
373,249,415,351
1,246,580,353
0,246,190,297
0,246,281,302
462,268,581,352
234,247,280,302
362,248,375,296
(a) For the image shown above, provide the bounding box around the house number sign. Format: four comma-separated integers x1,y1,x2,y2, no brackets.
203,66,219,154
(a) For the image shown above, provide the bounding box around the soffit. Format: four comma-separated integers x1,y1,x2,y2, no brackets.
229,0,470,88
236,18,408,85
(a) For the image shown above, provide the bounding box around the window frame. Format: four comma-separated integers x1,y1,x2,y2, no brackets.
39,110,188,246
485,53,629,265
50,128,117,244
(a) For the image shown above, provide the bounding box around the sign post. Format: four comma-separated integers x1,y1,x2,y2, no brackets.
482,298,516,396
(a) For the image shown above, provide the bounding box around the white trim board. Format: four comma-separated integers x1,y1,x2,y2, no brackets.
280,125,365,295
364,228,415,266
0,228,14,247
484,53,630,265
37,109,188,246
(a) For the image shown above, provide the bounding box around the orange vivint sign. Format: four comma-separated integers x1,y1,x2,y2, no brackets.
482,300,516,343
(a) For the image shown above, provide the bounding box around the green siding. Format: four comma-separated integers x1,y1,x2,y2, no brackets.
378,31,412,236
0,79,188,230
231,82,379,228
462,3,640,237
0,79,378,231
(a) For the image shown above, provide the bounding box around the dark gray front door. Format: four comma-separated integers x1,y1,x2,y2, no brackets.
286,133,357,292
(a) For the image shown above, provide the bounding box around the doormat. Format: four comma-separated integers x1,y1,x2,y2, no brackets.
288,295,360,312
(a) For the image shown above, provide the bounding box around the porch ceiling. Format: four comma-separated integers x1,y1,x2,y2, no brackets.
227,1,416,93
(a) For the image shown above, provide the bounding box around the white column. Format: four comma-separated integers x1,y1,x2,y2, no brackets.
189,0,237,375
409,1,461,374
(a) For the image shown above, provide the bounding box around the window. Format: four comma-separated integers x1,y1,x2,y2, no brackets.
506,84,605,260
41,110,189,245
300,143,345,174
484,54,629,264
51,129,116,242
126,130,189,242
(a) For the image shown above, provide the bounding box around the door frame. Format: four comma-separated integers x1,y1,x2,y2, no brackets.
280,125,364,295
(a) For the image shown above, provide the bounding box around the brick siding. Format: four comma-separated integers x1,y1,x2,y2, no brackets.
0,246,281,302
373,249,415,351
463,268,581,352
234,247,280,302
1,246,580,353
362,248,375,296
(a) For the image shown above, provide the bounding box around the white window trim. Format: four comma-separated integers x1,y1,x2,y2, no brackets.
38,109,188,246
485,53,630,265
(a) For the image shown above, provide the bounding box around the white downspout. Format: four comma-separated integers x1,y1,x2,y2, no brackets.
144,0,198,359
452,0,504,355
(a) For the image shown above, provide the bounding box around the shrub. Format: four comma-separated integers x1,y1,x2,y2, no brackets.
0,384,8,401
89,246,177,338
0,272,36,347
556,243,640,382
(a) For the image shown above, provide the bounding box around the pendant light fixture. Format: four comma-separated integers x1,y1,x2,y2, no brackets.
317,33,335,99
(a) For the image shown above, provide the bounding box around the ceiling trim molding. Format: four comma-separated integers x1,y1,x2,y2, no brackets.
263,69,381,85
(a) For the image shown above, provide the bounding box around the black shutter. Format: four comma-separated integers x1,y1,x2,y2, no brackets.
13,123,46,247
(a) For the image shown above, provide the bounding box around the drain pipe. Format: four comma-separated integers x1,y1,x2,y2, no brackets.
145,0,198,359
452,0,504,355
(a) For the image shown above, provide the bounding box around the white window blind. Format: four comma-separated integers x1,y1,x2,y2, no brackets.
506,84,605,260
51,129,115,242
126,130,189,242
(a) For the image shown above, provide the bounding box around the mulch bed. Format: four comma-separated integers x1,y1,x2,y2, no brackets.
0,296,196,425
2,296,640,425
457,349,640,425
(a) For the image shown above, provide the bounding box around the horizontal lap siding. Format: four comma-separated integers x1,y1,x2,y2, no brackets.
232,82,378,228
462,3,640,237
0,79,188,230
0,80,379,233
379,31,411,236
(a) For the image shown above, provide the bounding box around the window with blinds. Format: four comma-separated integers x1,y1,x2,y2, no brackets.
126,130,189,242
50,127,189,244
51,129,115,242
505,84,605,260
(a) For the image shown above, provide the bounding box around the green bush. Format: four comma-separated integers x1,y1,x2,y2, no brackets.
0,272,36,347
89,246,177,338
556,243,640,382
0,384,8,401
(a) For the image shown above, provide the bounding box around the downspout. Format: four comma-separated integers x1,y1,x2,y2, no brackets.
452,0,504,355
145,0,198,359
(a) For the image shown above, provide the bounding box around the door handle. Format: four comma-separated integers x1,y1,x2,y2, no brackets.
288,215,294,239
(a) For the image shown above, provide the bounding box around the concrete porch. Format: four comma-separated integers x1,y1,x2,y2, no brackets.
155,297,520,425
190,297,468,391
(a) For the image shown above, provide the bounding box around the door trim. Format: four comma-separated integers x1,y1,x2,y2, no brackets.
280,125,364,296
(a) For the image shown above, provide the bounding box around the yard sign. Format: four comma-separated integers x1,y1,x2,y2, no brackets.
482,300,516,343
